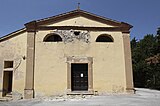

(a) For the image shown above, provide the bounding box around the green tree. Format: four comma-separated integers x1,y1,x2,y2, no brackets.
157,27,160,35
131,32,160,89
156,28,160,53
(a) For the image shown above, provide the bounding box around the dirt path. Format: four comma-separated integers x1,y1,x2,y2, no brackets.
1,88,160,106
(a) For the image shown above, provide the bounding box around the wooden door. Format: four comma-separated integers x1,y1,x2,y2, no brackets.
2,71,13,96
71,63,88,91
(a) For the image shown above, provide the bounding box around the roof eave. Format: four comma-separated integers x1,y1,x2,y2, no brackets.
0,28,26,42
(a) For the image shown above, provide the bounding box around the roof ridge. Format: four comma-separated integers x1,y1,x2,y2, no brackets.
34,9,122,25
33,9,132,28
36,9,78,23
78,9,122,24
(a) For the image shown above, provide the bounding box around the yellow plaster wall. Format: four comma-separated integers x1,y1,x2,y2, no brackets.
0,33,27,96
34,16,128,96
47,16,113,27
35,29,127,96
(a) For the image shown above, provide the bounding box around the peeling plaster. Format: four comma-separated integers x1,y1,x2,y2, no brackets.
52,30,90,43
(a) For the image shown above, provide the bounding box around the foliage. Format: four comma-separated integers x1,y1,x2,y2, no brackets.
131,28,160,90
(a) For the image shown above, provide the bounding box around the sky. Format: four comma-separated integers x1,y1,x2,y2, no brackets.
0,0,160,40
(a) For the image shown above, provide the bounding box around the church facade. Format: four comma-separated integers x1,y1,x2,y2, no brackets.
0,9,134,99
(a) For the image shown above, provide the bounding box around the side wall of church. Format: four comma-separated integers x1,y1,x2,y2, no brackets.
0,32,27,97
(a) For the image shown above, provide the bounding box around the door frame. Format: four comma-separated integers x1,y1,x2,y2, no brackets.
2,70,13,97
66,56,93,94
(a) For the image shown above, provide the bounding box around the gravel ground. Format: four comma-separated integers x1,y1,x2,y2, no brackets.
1,88,160,106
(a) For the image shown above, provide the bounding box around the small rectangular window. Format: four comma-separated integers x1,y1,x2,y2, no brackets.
4,61,13,68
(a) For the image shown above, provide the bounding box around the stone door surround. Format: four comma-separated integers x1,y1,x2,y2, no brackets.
66,56,93,94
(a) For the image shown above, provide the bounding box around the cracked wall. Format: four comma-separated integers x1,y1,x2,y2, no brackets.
52,30,90,43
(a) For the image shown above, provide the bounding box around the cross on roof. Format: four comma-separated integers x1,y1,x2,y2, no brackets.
77,3,80,10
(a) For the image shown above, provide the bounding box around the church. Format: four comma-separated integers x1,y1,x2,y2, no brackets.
0,9,134,99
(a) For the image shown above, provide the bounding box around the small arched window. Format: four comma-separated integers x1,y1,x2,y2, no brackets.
43,34,62,42
96,34,114,42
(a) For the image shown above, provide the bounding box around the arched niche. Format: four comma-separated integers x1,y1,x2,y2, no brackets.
96,34,114,42
43,33,62,42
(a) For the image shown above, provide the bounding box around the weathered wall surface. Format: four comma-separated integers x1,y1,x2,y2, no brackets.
35,30,127,96
33,16,129,96
0,32,27,97
0,15,132,97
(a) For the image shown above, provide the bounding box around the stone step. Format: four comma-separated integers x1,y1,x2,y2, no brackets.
0,97,13,102
5,93,12,98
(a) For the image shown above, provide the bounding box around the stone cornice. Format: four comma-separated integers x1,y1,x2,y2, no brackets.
37,26,131,33
25,21,37,32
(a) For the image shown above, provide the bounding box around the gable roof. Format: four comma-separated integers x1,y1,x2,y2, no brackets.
0,9,132,42
29,9,132,28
